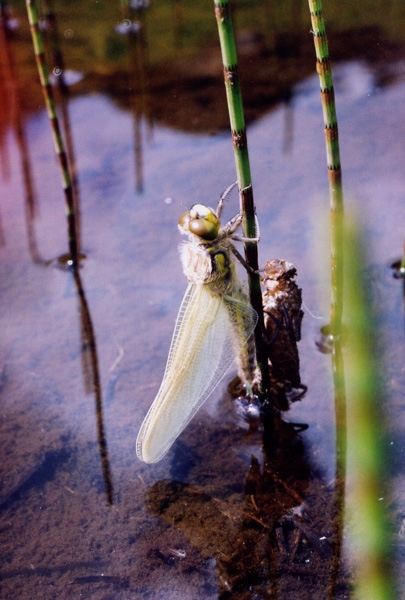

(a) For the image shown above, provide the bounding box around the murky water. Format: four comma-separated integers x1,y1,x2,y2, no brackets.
1,3,404,599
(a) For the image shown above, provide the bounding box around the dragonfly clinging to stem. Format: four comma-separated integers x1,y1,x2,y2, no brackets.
136,182,260,463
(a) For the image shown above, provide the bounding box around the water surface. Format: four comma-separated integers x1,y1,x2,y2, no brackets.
1,3,404,599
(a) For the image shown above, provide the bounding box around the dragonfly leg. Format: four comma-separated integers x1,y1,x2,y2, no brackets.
262,321,280,346
264,304,290,330
216,180,238,219
230,246,261,275
263,307,289,346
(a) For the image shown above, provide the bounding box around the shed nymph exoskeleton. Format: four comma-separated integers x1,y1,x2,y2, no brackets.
136,182,260,463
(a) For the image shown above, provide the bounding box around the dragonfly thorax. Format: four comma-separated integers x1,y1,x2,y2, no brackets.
179,242,234,293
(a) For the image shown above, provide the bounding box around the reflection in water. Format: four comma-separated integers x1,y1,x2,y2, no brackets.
328,334,346,600
281,87,295,155
0,448,72,513
2,1,84,266
0,10,42,261
2,7,114,504
146,413,339,598
127,2,150,194
73,267,114,506
390,250,405,321
42,0,83,251
115,1,150,193
11,4,114,503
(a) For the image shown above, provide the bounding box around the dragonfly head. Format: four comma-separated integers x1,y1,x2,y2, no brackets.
178,204,220,241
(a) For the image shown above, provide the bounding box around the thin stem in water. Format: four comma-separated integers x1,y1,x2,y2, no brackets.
307,2,346,593
25,0,78,267
307,0,343,339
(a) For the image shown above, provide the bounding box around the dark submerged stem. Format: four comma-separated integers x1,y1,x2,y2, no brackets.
73,269,114,505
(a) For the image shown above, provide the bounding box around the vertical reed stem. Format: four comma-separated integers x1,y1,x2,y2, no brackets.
307,2,346,591
308,0,346,481
214,0,270,397
25,0,78,267
307,0,343,339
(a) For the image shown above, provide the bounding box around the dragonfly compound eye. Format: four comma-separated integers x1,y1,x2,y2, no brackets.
181,204,220,241
178,211,191,231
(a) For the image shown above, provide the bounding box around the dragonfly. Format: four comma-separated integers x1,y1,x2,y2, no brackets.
136,183,259,463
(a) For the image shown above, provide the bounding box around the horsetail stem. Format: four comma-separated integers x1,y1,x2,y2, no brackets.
307,1,347,584
214,0,270,397
307,0,347,540
307,0,344,340
25,0,78,267
41,0,82,252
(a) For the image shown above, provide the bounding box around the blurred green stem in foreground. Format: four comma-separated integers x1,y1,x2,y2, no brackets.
344,218,396,600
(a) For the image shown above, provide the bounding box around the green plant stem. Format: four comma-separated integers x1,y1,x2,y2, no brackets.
344,220,396,600
308,0,347,467
308,0,347,517
307,2,347,591
42,0,82,252
307,0,343,339
214,0,270,397
25,0,78,267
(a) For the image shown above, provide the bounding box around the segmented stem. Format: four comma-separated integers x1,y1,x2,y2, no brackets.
25,0,78,267
308,3,346,594
308,0,343,339
213,0,270,396
308,0,347,513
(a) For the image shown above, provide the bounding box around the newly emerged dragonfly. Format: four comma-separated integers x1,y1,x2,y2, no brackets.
136,183,259,463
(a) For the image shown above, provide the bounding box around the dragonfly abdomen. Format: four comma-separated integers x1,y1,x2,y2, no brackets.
225,284,258,389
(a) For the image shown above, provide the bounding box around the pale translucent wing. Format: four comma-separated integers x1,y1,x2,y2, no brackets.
136,284,257,463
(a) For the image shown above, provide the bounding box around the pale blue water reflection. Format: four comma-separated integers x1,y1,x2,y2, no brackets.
1,54,404,598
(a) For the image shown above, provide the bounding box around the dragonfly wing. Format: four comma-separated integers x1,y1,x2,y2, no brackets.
136,284,252,463
224,293,258,346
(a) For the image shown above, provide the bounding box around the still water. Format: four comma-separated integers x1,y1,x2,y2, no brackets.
1,2,404,599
